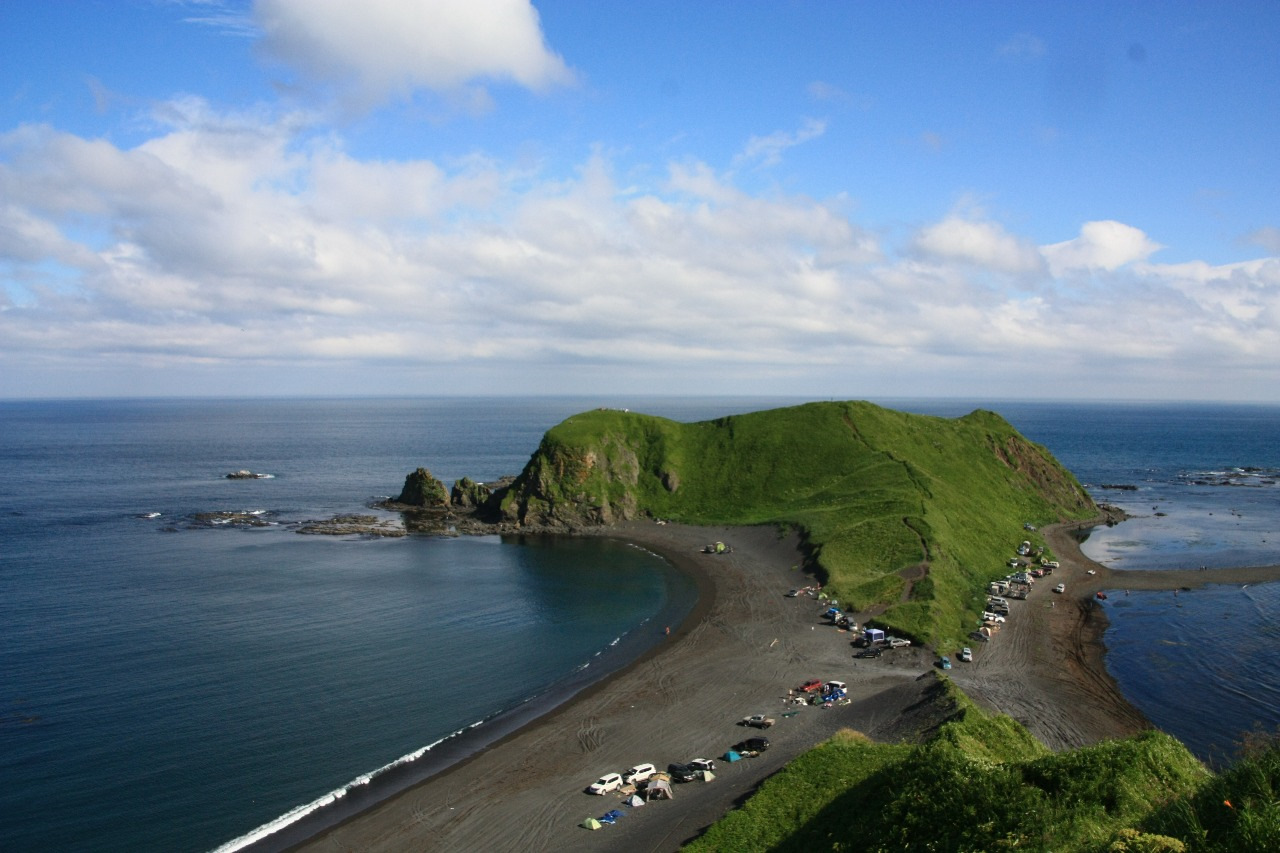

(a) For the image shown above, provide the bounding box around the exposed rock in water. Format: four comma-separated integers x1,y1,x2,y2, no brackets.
226,469,271,479
297,515,406,537
451,477,486,509
396,468,449,507
191,510,275,527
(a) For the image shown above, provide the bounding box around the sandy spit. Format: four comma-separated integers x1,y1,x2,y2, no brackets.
289,518,1280,853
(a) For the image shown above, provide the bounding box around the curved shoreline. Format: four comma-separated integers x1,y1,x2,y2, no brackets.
284,517,1280,853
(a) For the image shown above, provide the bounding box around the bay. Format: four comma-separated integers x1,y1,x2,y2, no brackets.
1,396,1277,851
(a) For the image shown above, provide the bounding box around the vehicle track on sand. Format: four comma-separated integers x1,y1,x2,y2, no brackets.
576,716,604,753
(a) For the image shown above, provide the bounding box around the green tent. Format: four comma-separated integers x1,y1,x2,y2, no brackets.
580,817,603,830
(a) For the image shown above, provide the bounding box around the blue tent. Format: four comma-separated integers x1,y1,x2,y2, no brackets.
723,750,742,762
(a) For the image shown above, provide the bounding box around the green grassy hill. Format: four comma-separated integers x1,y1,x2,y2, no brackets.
684,675,1280,853
686,671,1274,850
498,401,1095,648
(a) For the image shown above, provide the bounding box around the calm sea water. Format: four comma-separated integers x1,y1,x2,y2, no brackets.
1,398,1276,851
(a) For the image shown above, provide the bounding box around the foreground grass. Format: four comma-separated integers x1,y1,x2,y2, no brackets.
502,401,1096,647
680,677,1280,853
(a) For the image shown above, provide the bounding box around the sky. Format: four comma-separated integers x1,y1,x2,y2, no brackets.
1,1,1278,401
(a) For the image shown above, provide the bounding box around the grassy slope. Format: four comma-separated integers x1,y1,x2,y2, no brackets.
503,401,1095,648
684,677,1239,853
489,402,1280,849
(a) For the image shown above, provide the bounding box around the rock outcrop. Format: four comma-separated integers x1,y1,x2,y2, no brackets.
395,468,449,508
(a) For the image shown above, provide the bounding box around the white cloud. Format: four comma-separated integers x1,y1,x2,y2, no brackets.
912,217,1046,277
1244,225,1280,255
254,0,574,105
3,105,1279,400
1041,220,1164,275
734,118,827,169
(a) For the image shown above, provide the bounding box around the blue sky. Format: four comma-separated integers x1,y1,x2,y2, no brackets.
1,1,1278,401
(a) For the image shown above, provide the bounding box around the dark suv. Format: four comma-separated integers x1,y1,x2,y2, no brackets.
666,762,701,782
732,736,770,753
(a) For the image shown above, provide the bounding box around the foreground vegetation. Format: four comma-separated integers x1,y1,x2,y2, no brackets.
685,676,1280,853
499,401,1096,647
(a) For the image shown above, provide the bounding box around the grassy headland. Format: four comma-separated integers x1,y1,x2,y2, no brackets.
685,674,1280,853
498,401,1096,649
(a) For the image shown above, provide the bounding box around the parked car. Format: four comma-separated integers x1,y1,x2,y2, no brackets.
687,758,716,772
981,612,1006,623
741,714,776,728
798,678,823,693
666,763,701,783
959,647,973,662
1053,583,1065,594
586,772,623,795
732,737,770,754
854,647,882,659
939,656,952,670
622,763,656,785
886,637,911,648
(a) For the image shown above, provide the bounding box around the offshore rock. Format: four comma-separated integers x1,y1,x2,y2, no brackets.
396,468,449,507
296,515,406,537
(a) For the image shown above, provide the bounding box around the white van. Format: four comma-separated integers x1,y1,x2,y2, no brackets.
587,772,623,795
622,763,656,785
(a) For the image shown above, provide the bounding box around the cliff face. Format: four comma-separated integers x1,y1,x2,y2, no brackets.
498,434,645,528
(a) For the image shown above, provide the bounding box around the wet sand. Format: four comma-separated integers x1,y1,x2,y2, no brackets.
289,518,1280,852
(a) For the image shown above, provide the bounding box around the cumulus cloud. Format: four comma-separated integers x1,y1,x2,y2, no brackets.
3,103,1279,399
912,216,1046,277
254,0,574,105
1041,220,1163,275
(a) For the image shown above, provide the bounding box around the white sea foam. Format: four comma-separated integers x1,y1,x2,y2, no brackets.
209,720,486,853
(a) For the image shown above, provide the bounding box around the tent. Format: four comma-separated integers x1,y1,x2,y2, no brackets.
645,778,673,800
580,817,603,831
864,628,885,645
625,794,645,807
723,750,742,762
702,770,716,782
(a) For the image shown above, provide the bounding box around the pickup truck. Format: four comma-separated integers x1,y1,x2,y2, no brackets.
741,714,776,728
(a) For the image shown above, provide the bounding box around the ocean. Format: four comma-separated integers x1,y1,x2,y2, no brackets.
1,397,1277,851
